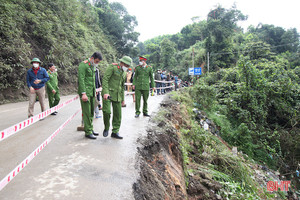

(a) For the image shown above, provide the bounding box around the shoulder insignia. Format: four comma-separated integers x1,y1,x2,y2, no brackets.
112,63,120,69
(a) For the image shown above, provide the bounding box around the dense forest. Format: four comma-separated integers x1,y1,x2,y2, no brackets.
0,0,299,195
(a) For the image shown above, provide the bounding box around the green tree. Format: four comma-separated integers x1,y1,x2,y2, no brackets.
160,38,176,70
248,24,299,54
95,1,139,57
205,5,247,70
280,28,299,53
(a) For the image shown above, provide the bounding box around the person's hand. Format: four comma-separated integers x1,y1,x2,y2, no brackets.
121,101,126,106
153,87,156,92
132,85,135,90
52,89,56,94
34,79,41,84
81,93,88,102
103,94,110,100
29,87,35,94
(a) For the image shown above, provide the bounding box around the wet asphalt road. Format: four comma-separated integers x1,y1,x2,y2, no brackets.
0,93,165,200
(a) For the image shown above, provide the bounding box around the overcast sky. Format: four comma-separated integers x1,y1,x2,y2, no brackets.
111,0,300,42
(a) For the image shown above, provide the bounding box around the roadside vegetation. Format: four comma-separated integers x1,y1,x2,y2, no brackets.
170,89,296,199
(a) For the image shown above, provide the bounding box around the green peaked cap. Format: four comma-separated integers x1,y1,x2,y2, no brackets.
31,58,41,64
119,56,132,66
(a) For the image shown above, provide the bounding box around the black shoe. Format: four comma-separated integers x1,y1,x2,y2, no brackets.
85,134,97,139
143,113,151,117
51,112,57,115
111,132,123,139
103,130,109,137
54,111,58,114
135,114,140,118
93,131,99,136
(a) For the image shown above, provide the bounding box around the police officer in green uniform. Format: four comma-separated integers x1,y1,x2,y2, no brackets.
133,56,155,118
46,63,60,115
78,52,103,139
102,56,132,139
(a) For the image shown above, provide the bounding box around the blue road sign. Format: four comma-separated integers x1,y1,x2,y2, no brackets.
194,67,202,75
189,67,202,75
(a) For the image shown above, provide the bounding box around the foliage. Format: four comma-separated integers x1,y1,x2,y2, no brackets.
0,0,139,99
204,5,247,69
159,38,177,71
189,78,217,110
94,0,139,57
248,24,299,54
191,55,299,183
171,89,273,199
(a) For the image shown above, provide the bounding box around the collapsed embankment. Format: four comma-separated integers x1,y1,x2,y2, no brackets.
133,93,299,200
132,95,222,200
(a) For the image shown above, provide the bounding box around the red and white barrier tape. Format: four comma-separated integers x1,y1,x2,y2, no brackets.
0,95,79,143
124,86,175,95
125,91,135,95
124,80,175,86
154,80,175,83
154,85,175,90
0,108,81,191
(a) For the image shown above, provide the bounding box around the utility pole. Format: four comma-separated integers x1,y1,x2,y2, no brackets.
207,52,210,73
192,47,194,83
192,47,195,68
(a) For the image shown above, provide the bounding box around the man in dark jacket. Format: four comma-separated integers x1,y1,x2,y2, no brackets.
154,69,162,95
26,58,50,118
94,67,102,118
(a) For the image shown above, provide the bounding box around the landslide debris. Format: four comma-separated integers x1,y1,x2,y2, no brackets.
133,92,298,200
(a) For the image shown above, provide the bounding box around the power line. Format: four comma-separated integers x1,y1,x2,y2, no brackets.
210,41,299,56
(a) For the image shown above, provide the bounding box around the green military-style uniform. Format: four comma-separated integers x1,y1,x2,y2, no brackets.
78,59,96,136
46,70,60,108
102,63,126,134
133,65,155,115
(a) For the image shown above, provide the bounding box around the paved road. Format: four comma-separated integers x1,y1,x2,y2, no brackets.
0,93,164,200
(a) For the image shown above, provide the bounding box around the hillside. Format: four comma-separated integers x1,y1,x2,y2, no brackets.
0,0,139,103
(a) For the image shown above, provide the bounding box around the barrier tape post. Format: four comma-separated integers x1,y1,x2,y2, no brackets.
0,108,81,191
0,95,79,143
